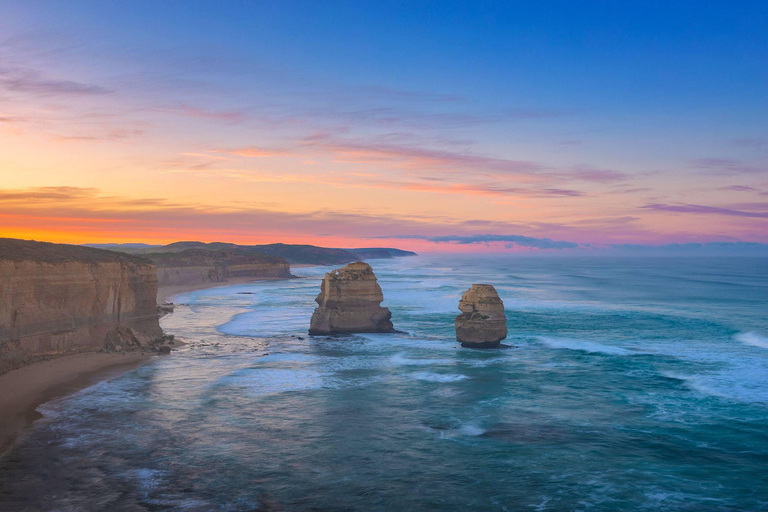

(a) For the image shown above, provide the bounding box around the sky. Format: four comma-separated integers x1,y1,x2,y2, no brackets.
0,1,766,253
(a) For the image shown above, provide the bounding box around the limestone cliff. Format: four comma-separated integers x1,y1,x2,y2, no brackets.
455,284,507,348
147,249,291,287
0,238,164,375
309,262,394,335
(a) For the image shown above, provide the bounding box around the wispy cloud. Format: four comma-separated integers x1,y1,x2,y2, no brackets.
352,85,464,103
376,233,579,249
0,67,112,96
301,136,627,184
641,203,768,219
228,146,292,158
2,187,765,249
225,134,626,183
0,186,528,240
52,127,147,142
154,105,248,122
690,158,767,175
569,165,627,182
611,241,768,254
730,138,766,149
385,182,584,198
721,185,759,192
314,138,546,175
0,186,100,202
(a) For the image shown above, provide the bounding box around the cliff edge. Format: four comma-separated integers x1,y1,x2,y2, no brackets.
309,262,394,335
0,238,164,375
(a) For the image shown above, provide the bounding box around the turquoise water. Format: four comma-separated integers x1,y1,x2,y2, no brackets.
2,255,768,511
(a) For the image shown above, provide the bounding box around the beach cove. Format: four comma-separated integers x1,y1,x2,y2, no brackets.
1,254,768,510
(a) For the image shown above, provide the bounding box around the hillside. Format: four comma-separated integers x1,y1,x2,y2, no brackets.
86,241,417,265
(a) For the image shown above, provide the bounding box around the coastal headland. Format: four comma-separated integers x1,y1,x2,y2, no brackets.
0,237,415,453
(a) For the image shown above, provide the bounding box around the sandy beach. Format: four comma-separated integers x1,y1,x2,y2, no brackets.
0,352,154,454
0,276,294,456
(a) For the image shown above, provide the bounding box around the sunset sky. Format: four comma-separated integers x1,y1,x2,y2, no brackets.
1,1,766,253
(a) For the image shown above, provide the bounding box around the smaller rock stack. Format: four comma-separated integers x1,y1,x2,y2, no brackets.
455,284,507,348
309,262,394,335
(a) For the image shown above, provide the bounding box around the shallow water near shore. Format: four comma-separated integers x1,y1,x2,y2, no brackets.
2,255,768,511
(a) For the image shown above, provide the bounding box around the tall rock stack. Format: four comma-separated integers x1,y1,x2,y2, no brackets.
454,284,507,348
309,262,394,335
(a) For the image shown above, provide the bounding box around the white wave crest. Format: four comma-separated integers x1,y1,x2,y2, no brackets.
661,371,768,404
437,423,487,439
459,424,487,436
538,336,632,355
411,372,468,382
390,353,452,366
735,332,768,350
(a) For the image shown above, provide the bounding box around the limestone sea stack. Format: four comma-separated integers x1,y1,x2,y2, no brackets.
455,284,507,348
309,262,394,335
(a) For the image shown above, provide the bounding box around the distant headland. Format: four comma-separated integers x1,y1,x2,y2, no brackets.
85,241,417,266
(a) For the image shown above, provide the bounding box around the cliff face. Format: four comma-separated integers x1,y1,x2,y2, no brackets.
0,239,164,375
148,249,291,287
309,262,394,335
455,284,507,348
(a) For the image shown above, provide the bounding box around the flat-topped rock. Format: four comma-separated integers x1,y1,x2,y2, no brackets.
455,284,507,348
309,262,394,335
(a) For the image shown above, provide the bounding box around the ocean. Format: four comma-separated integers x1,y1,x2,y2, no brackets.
2,255,768,511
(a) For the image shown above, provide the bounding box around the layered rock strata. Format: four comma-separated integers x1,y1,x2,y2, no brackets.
0,238,164,375
455,284,507,348
309,262,394,334
148,249,291,287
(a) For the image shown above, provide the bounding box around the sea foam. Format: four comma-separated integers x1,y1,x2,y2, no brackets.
735,332,768,350
538,336,632,355
410,372,468,382
661,370,768,405
390,353,452,366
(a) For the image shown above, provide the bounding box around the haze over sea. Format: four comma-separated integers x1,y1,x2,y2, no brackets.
2,255,768,511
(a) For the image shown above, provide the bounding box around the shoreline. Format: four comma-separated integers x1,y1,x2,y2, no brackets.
0,352,155,455
157,276,294,304
1,272,309,457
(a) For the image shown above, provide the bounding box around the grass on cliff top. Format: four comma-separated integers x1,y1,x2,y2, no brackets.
0,238,151,265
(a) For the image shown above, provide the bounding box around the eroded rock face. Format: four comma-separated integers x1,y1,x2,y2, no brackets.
455,284,507,348
309,262,394,335
149,249,291,287
0,238,164,375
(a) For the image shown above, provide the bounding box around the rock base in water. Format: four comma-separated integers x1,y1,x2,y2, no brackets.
455,284,507,349
460,340,503,349
309,262,394,335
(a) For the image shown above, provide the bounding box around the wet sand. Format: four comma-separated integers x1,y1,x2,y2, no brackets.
0,352,154,454
1,274,301,456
